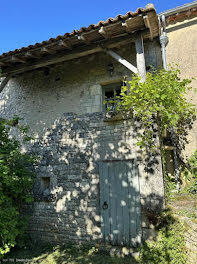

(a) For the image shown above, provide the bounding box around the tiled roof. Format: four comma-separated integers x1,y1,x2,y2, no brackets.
0,6,155,58
0,4,159,76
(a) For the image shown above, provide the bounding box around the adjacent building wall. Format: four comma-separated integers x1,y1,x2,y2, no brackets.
0,40,164,244
166,15,197,159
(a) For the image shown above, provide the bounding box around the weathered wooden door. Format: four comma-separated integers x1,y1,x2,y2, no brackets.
99,160,141,246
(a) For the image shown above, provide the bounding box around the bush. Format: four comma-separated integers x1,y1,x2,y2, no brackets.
0,117,36,258
181,150,197,194
187,150,197,193
116,67,195,150
139,210,187,264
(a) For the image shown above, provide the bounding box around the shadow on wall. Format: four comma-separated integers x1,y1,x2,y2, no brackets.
23,112,164,247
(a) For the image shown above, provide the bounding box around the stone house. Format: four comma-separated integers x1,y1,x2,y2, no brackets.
159,1,197,175
0,5,164,246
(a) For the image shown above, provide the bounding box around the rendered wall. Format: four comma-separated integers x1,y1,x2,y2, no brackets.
166,15,197,159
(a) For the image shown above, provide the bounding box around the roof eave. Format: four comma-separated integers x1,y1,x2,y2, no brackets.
159,0,197,17
0,7,159,76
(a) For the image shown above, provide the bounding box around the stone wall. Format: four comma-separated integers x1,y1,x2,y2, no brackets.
0,40,162,137
0,40,164,244
24,112,163,243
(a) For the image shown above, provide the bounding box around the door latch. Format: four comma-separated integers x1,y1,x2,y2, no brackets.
102,201,108,210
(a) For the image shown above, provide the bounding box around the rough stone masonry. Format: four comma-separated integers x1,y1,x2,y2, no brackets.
0,40,164,244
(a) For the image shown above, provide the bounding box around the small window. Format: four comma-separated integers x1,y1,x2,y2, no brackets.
103,82,122,112
40,177,50,197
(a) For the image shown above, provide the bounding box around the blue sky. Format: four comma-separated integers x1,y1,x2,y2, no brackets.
0,0,194,54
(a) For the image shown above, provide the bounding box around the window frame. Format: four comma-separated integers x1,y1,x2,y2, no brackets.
102,82,123,113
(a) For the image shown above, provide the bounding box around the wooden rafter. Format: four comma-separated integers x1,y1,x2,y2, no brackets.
24,51,40,59
143,15,154,40
40,47,56,54
122,15,145,33
11,56,26,63
58,40,72,50
77,34,91,44
98,26,108,38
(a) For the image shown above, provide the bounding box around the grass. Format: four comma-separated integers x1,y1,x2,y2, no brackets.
4,244,139,264
167,191,197,223
3,185,196,264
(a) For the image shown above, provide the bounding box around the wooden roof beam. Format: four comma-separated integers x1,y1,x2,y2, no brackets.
58,40,72,50
122,15,145,33
143,15,154,40
11,56,26,63
77,34,91,44
122,21,129,29
24,51,40,59
98,26,109,38
40,47,56,55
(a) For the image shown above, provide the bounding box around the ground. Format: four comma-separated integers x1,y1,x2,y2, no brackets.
4,244,139,264
168,193,197,223
3,193,197,264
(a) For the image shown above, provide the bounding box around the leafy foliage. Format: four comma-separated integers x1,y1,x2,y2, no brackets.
0,117,36,258
164,173,177,200
139,210,187,264
183,150,197,194
116,67,196,150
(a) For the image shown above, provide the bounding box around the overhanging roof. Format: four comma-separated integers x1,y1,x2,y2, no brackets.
0,4,159,76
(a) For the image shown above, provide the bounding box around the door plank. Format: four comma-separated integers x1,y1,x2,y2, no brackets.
99,162,105,242
115,161,123,245
122,161,130,245
134,162,142,245
128,161,138,246
109,162,118,245
99,162,110,243
103,162,111,243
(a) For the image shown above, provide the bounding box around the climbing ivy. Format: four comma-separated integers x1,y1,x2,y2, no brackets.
116,67,196,150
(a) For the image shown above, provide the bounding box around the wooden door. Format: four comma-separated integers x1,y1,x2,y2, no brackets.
99,160,141,246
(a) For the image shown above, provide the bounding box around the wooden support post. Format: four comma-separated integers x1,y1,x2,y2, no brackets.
135,34,146,82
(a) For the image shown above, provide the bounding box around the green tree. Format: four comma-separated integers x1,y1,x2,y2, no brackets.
0,117,36,258
116,67,196,150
